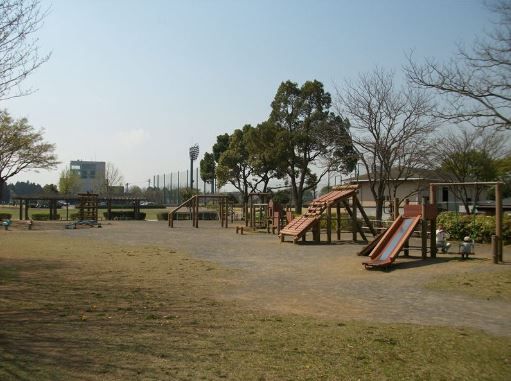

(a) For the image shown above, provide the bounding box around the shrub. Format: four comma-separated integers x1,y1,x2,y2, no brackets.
157,212,169,221
0,213,12,219
32,213,60,221
436,211,511,243
319,215,365,232
103,211,146,220
70,212,80,220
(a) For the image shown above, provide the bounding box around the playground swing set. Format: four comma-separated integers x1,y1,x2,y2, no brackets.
430,182,505,264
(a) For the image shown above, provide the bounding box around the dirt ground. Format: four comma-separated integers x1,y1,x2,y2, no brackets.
26,219,510,338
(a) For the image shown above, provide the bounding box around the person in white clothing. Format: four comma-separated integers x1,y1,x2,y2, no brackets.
436,224,451,253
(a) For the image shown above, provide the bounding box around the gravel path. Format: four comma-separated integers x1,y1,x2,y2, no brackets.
63,220,511,337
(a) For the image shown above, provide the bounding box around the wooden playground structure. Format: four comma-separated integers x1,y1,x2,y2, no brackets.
77,193,99,221
360,181,505,269
245,192,293,234
12,194,143,221
168,194,234,228
279,185,376,244
361,201,438,269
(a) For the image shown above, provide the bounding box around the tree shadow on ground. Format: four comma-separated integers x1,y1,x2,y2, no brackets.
363,255,491,272
0,258,185,380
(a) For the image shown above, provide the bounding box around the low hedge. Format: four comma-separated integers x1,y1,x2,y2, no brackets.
436,211,511,243
98,204,165,209
32,213,60,221
157,212,169,221
0,213,12,219
318,216,368,232
103,211,146,220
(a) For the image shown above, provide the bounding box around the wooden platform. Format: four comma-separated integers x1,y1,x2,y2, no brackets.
279,187,358,243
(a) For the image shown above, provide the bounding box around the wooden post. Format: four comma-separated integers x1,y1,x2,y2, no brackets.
314,222,320,243
430,212,437,258
336,203,341,241
354,195,376,236
267,207,271,233
421,197,428,259
24,199,29,220
195,196,199,228
224,197,228,228
403,240,410,257
492,235,498,264
495,182,503,262
220,199,224,227
250,197,254,228
326,205,332,243
342,200,367,241
352,196,358,242
169,212,174,228
393,198,400,220
19,199,23,220
397,198,410,257
429,184,437,259
191,197,195,227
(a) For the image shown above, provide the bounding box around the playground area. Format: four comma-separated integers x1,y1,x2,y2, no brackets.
1,220,510,379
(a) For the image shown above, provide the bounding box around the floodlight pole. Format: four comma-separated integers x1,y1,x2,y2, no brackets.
189,144,199,189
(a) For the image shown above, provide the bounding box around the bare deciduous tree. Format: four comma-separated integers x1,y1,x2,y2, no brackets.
335,68,437,222
430,127,510,213
0,0,50,100
101,162,124,196
405,0,511,130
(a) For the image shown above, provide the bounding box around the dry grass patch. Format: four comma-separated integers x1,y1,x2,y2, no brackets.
426,270,511,302
0,232,510,380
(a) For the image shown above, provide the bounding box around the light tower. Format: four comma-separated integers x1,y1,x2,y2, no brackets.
189,144,199,189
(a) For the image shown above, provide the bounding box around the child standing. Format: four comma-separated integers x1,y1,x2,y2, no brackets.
460,236,474,259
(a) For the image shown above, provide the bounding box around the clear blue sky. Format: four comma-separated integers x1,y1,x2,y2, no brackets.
5,0,492,188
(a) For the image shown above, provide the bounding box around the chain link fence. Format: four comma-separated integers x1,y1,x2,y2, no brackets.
148,169,214,205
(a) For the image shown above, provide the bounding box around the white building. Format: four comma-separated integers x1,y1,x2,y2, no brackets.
70,160,106,193
346,168,489,218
